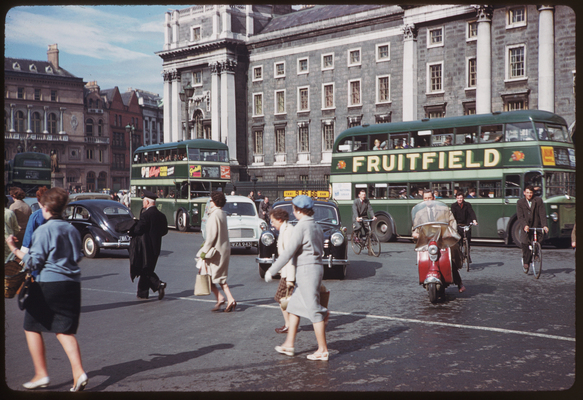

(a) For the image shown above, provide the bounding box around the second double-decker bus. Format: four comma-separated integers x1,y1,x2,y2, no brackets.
330,110,575,247
6,152,52,196
130,139,231,231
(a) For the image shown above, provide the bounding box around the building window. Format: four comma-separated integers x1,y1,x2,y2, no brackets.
191,26,201,41
300,175,309,183
429,111,444,119
193,71,202,86
467,21,478,40
322,53,334,70
428,27,444,48
275,90,286,114
34,89,41,101
464,105,476,115
86,119,94,136
253,93,263,116
298,87,309,112
253,66,263,81
507,6,526,28
348,80,361,106
427,62,444,93
299,126,309,153
274,61,285,78
275,127,286,154
376,43,390,62
377,76,390,103
507,45,526,80
467,58,477,88
253,129,263,155
203,125,211,139
505,100,526,111
348,48,361,66
48,113,57,134
50,90,57,101
322,83,334,109
15,110,25,132
322,122,334,151
86,149,94,160
298,57,309,74
98,120,103,136
17,87,24,99
31,112,41,133
99,150,104,163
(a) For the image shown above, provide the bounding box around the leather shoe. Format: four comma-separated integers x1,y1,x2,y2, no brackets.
275,325,289,334
307,352,329,361
158,282,167,300
23,376,50,390
70,373,88,392
523,264,530,274
137,296,149,301
275,345,295,356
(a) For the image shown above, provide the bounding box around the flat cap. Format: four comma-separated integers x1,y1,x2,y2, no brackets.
141,189,157,200
292,195,314,209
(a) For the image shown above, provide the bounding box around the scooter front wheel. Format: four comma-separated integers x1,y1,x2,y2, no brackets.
427,282,439,304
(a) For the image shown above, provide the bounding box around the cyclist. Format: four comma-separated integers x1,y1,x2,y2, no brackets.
352,189,376,240
450,192,478,263
516,185,548,270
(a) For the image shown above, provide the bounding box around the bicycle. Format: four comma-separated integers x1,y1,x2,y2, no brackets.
351,219,381,257
523,227,544,279
458,222,474,272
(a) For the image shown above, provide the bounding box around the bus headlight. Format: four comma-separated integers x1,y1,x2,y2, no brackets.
331,232,344,246
550,212,559,222
261,232,275,246
193,209,199,215
260,221,268,231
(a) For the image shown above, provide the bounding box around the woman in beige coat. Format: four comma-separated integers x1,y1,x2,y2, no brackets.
199,191,236,312
269,208,296,334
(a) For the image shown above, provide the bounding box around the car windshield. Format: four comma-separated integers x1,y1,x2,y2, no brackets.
276,203,338,225
223,202,256,216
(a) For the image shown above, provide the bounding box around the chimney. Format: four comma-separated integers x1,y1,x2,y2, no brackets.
47,44,59,69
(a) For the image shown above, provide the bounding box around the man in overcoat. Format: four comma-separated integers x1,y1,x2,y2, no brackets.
516,185,548,270
352,189,376,239
133,190,169,300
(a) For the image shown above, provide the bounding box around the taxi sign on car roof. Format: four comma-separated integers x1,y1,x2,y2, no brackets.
283,190,330,199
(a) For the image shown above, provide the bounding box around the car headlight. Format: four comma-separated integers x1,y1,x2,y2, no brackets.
428,244,439,255
261,232,275,246
550,212,558,222
331,232,344,247
260,221,268,231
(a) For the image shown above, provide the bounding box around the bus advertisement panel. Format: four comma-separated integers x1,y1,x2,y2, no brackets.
330,111,575,247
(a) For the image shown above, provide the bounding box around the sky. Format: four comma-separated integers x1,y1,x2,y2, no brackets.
5,5,186,96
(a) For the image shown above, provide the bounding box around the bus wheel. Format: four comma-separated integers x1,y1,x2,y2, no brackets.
511,221,522,248
83,234,100,258
374,215,396,242
177,211,189,232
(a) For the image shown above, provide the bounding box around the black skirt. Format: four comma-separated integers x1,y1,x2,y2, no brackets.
23,281,81,334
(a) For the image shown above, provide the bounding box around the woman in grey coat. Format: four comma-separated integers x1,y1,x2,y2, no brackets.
265,195,329,361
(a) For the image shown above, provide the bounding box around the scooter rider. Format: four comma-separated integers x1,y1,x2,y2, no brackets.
352,189,376,240
450,192,478,263
412,190,466,293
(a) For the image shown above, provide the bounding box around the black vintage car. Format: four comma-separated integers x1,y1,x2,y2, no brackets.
256,199,349,279
64,199,134,258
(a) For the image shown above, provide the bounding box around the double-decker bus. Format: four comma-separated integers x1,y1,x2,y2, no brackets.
6,152,52,196
130,139,231,231
330,110,575,247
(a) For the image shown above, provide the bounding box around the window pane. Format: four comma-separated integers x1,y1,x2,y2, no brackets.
510,47,524,78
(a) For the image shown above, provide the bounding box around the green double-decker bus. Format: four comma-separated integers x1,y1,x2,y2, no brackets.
130,139,231,231
330,110,575,247
6,152,52,196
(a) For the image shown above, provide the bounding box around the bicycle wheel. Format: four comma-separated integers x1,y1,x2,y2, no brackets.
351,233,362,255
368,233,381,257
464,240,470,272
532,241,542,279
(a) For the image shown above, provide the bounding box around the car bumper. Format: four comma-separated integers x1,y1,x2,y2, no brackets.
100,241,130,249
256,255,349,268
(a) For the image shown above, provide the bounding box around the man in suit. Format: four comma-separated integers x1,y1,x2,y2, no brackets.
450,192,478,263
260,196,272,222
133,190,169,300
352,189,376,239
516,185,548,271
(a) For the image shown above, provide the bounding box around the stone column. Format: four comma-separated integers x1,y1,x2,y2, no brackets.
26,105,33,133
162,70,172,144
43,106,49,134
221,6,231,35
210,62,221,142
402,24,418,121
212,8,220,39
171,10,180,49
171,70,181,142
475,5,493,114
538,5,555,112
246,5,254,37
220,59,238,164
59,107,66,134
164,12,171,50
9,104,15,132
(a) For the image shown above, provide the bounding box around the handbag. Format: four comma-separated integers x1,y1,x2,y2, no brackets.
4,255,26,299
18,274,34,310
279,285,293,311
194,258,211,296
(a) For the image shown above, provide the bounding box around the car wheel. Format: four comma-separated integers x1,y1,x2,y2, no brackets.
374,214,396,242
83,234,100,258
177,210,189,232
511,220,522,248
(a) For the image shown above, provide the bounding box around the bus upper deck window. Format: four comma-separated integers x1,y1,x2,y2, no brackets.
480,125,503,143
505,122,535,142
390,133,409,149
337,137,353,152
188,148,200,161
178,149,187,160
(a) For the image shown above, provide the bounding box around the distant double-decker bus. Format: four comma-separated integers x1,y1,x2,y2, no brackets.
130,139,231,231
330,110,575,247
6,152,52,196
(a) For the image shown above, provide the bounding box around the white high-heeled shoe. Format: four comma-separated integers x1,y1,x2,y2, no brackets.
23,376,50,389
70,373,88,392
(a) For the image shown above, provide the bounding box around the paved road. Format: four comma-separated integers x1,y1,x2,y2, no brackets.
4,230,576,393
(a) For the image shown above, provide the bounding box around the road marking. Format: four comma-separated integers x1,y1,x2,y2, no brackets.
83,288,575,342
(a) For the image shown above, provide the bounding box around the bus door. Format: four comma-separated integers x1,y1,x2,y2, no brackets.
502,173,522,242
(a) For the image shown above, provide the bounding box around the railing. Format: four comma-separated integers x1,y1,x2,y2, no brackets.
4,132,68,141
84,136,110,144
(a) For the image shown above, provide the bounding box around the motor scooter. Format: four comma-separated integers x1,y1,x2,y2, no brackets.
411,200,461,304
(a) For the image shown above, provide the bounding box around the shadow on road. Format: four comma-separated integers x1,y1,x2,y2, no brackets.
81,273,120,282
344,260,383,280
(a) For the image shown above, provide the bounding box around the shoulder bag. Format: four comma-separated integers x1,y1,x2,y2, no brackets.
4,255,26,299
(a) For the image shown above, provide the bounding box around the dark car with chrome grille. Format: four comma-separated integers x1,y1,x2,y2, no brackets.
256,198,349,279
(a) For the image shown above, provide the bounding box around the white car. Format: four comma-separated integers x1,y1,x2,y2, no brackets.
201,195,267,250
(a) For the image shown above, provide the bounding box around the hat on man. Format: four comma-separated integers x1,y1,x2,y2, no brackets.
292,195,314,209
141,189,158,201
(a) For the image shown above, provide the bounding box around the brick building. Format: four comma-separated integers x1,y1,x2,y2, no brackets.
83,81,111,192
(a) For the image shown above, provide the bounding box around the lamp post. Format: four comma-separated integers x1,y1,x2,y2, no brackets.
179,82,195,140
125,124,135,188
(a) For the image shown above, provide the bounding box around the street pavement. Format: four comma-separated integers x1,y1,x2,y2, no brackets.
4,229,577,394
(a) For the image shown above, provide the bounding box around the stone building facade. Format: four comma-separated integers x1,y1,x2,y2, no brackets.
132,89,164,146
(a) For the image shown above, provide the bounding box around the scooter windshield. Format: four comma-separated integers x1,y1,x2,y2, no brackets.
411,200,460,251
